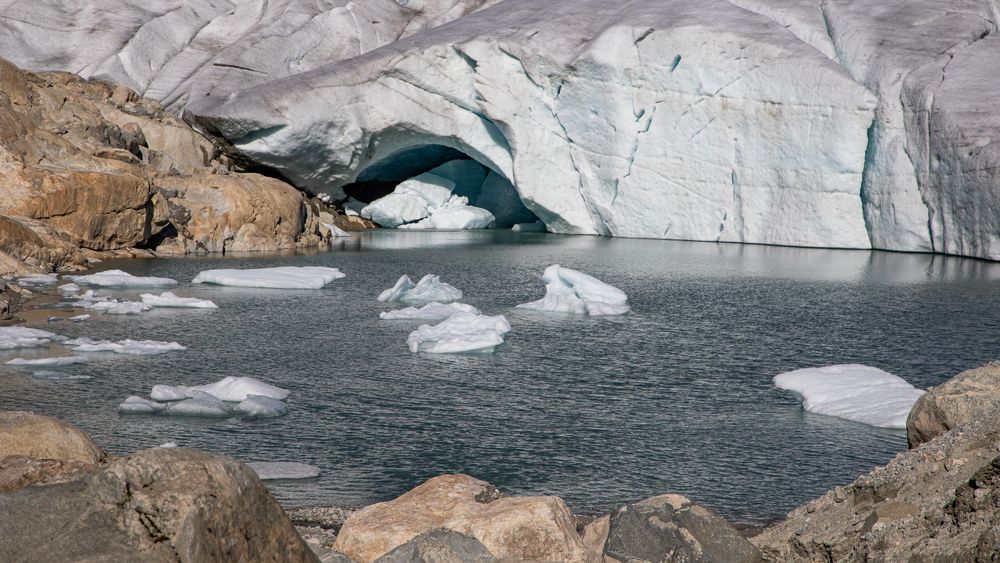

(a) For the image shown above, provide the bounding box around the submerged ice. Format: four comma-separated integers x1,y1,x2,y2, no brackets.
192,267,345,289
247,461,320,480
774,364,925,429
518,265,630,316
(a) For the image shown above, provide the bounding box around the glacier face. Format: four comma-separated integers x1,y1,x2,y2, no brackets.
3,0,1000,258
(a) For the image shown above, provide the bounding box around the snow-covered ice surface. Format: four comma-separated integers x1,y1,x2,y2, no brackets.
0,327,64,350
773,364,925,429
68,270,178,287
377,275,462,304
66,338,186,356
406,312,511,354
518,265,630,316
247,462,320,480
6,356,88,366
141,292,218,309
192,267,345,289
380,302,480,321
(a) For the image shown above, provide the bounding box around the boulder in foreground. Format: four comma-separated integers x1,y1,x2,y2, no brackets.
907,362,1000,447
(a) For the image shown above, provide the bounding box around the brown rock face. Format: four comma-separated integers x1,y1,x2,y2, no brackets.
907,363,1000,448
752,366,1000,561
152,172,320,254
0,448,319,563
0,411,106,465
334,474,592,562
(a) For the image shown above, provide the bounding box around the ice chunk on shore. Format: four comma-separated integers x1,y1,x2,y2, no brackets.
518,265,630,316
6,356,88,366
0,327,62,350
407,312,511,354
118,396,168,414
247,462,320,480
66,338,186,356
380,302,480,321
773,364,925,429
141,292,218,309
377,274,462,304
252,462,318,480
68,269,178,287
192,267,345,289
323,223,352,238
235,395,289,418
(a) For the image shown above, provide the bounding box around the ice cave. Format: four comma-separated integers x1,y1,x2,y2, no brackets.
338,144,544,232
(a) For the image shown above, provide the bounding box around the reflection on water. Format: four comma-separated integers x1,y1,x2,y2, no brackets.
2,231,999,525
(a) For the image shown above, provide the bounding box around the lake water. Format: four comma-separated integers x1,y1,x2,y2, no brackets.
2,231,999,525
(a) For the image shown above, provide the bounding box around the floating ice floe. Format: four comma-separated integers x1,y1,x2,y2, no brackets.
32,370,93,382
65,338,187,356
151,376,289,402
6,356,88,366
406,312,511,354
140,292,218,309
67,269,178,287
517,265,630,316
15,273,59,285
0,326,64,350
72,291,151,315
379,302,480,321
57,283,80,293
47,314,90,323
377,274,462,304
247,462,320,480
120,376,290,418
773,364,925,429
192,266,346,289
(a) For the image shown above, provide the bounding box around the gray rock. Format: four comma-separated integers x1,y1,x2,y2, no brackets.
0,447,318,562
604,494,762,563
376,529,496,563
907,363,1000,447
604,495,762,563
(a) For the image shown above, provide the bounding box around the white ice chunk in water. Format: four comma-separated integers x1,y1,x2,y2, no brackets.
377,274,462,304
192,266,345,289
406,312,511,354
58,283,80,293
150,384,189,401
32,370,92,382
518,265,630,316
247,461,320,480
773,364,925,429
80,299,151,315
190,376,290,402
410,196,496,230
68,269,178,287
6,356,87,366
141,292,218,309
380,302,480,321
235,395,289,418
118,396,168,414
15,273,59,285
165,392,232,418
66,338,186,356
68,315,90,322
0,326,63,350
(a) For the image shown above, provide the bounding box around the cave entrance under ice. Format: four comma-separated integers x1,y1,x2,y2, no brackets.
341,144,542,230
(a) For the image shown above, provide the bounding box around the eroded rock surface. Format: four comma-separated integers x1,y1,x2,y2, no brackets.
334,474,591,562
0,411,106,465
908,362,1000,448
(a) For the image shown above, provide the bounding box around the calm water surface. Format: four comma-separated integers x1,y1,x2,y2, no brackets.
3,231,999,525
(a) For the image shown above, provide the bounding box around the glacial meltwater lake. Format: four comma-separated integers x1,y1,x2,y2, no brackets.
3,231,1000,525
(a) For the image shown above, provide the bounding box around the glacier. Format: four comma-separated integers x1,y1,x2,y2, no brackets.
773,364,925,429
3,0,1000,259
518,265,630,316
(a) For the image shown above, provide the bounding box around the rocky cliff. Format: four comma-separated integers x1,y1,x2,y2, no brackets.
0,57,345,275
